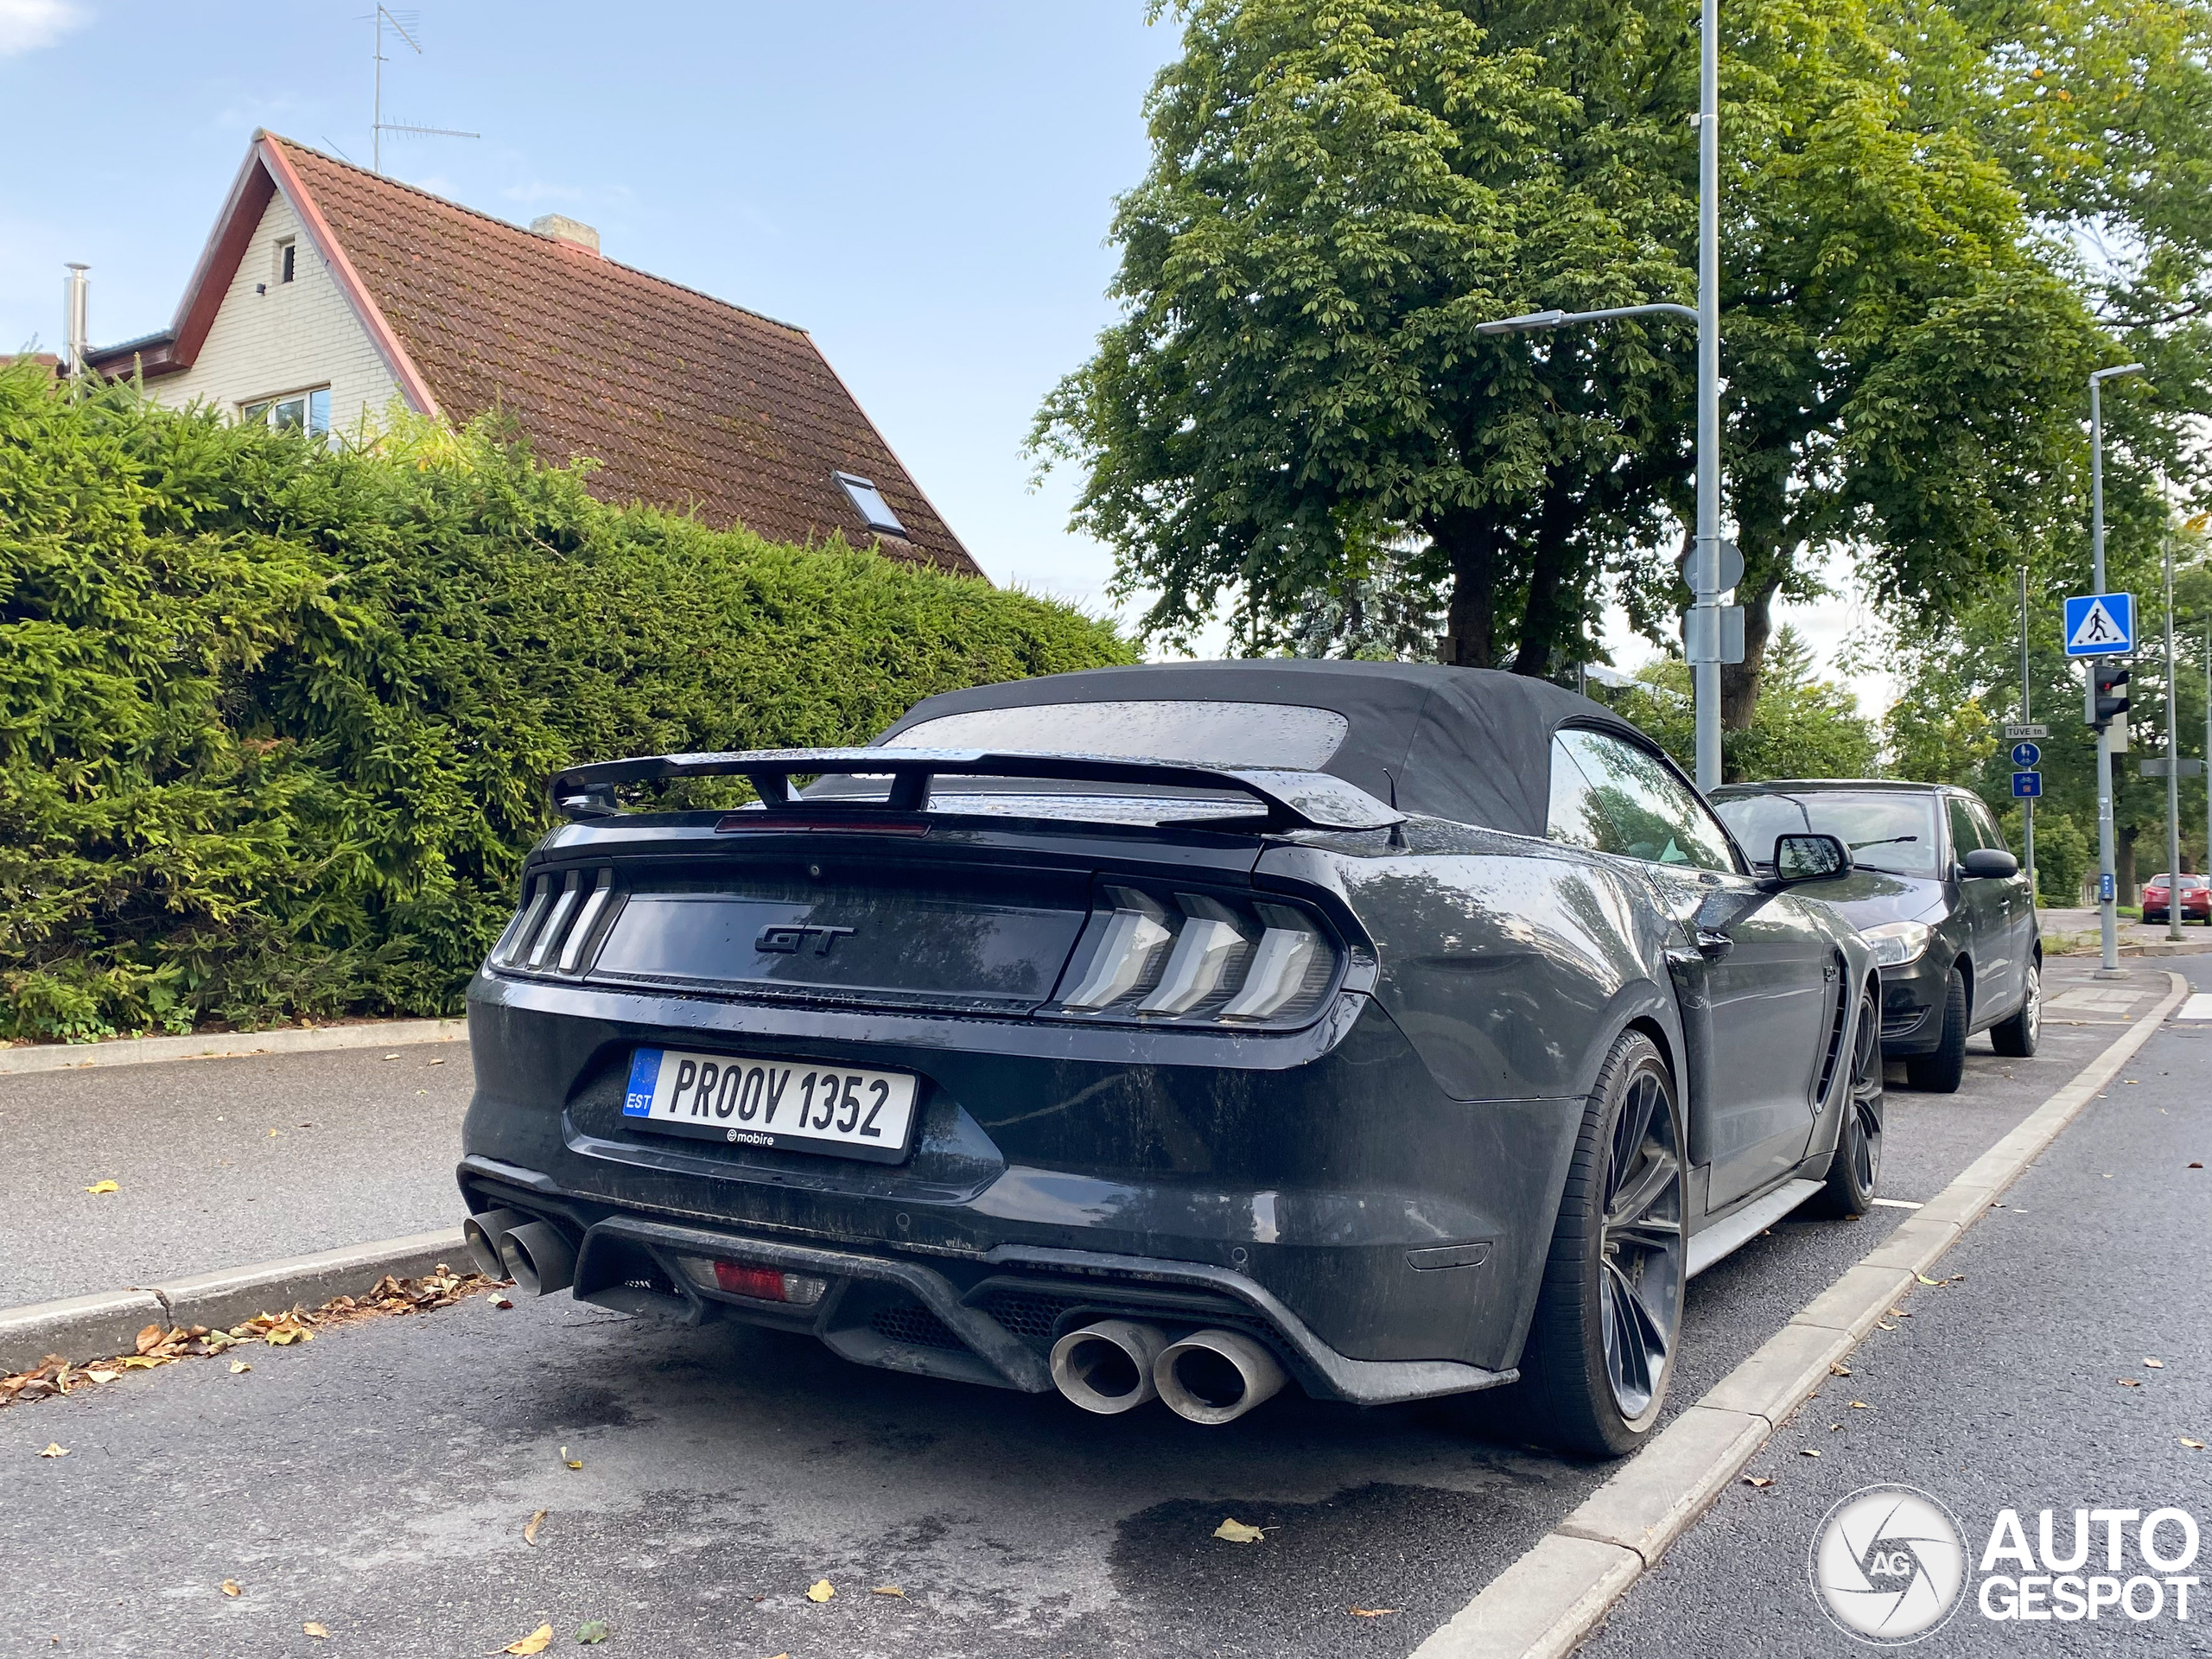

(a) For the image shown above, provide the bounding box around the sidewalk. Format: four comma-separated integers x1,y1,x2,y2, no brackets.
0,1037,469,1308
2038,905,2212,956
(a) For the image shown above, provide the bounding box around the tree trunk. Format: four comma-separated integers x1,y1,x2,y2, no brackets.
1511,482,1578,677
1719,579,1781,730
1435,509,1502,669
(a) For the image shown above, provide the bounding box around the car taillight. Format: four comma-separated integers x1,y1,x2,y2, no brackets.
674,1255,827,1306
1047,884,1337,1027
489,868,613,976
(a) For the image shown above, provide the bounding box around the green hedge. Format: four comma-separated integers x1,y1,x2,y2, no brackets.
0,363,1132,1040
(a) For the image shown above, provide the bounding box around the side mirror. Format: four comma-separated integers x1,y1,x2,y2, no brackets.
1770,832,1853,885
1961,848,2018,879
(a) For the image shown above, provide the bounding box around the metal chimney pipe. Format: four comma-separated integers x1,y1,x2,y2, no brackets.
62,263,90,378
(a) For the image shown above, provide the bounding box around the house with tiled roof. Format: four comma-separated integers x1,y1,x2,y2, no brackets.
82,131,980,577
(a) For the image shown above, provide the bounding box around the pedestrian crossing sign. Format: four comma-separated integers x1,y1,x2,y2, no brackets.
2063,592,2134,657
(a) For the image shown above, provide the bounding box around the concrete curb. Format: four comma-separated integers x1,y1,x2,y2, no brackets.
0,1018,468,1077
1408,969,2190,1659
0,1227,467,1374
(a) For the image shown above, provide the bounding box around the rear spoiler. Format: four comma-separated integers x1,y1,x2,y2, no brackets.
546,747,1405,834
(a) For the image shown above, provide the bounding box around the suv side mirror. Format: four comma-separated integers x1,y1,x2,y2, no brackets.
1961,848,2018,879
1770,832,1853,885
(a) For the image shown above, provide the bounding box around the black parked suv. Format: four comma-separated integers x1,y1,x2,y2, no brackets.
1708,781,2038,1091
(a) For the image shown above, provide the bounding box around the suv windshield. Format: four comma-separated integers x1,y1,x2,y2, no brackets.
1712,790,1942,879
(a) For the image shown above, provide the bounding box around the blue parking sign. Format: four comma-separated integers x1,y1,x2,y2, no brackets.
2012,771,2042,798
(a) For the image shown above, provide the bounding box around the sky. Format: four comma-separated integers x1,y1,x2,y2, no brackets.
0,0,1891,714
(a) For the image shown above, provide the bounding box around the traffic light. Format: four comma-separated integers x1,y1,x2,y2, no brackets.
2089,662,2131,733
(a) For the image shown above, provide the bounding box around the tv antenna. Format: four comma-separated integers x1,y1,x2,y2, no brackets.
372,6,479,173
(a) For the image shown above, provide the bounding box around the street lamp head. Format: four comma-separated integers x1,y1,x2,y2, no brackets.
2090,362,2149,385
1474,309,1569,337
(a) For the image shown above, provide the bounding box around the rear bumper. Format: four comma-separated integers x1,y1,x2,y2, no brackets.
461,972,1583,1389
457,1158,1514,1405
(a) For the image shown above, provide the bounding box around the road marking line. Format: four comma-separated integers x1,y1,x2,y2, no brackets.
1408,969,2191,1659
2176,993,2212,1020
1867,1198,1923,1210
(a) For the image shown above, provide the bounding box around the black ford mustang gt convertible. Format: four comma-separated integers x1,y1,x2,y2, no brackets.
458,661,1881,1456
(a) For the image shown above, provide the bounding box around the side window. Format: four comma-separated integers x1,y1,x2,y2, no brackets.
1546,735,1612,851
1555,730,1739,873
1966,798,2007,855
1946,796,1984,862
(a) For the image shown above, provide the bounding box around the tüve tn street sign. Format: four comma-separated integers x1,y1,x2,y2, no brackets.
2063,592,2135,657
2003,723,2048,741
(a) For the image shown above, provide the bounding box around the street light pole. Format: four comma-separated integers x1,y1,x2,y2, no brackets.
1693,0,1722,791
2019,564,2036,899
2088,362,2146,977
2164,507,2182,941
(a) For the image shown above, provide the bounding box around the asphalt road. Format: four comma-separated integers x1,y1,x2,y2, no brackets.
1584,952,2212,1658
0,1042,468,1306
0,959,2177,1657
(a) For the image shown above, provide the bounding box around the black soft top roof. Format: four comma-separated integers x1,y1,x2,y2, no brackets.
879,659,1654,839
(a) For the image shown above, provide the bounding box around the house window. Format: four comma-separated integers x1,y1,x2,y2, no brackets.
275,238,296,284
835,471,906,537
242,387,331,436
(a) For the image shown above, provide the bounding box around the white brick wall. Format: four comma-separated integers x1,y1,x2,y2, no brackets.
144,191,402,439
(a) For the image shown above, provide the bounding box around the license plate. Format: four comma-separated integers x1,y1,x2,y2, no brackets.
621,1048,918,1163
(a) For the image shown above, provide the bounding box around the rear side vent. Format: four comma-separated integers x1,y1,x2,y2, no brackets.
1809,960,1852,1104
490,868,614,976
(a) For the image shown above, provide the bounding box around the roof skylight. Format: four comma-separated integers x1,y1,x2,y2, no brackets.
835,471,906,537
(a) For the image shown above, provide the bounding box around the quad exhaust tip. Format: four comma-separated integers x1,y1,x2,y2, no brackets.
498,1219,576,1297
461,1208,524,1281
1154,1328,1287,1425
1050,1319,1167,1414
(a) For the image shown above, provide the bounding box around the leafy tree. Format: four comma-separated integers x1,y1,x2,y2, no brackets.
1606,625,1877,779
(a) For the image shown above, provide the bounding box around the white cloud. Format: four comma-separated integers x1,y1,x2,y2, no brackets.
0,0,86,58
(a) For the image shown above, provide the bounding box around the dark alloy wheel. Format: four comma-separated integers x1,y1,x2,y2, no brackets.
1510,1028,1685,1457
1810,988,1884,1217
1905,965,1969,1092
1990,958,2040,1058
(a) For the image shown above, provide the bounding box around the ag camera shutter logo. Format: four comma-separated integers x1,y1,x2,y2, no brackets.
1809,1484,1969,1644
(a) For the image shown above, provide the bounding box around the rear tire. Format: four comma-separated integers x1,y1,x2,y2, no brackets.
1904,967,1969,1092
1808,989,1883,1217
1989,958,2040,1058
1505,1029,1684,1458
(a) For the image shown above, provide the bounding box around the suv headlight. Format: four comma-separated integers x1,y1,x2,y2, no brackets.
1861,919,1933,968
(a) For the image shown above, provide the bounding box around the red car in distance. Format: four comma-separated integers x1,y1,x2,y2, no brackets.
2143,874,2211,924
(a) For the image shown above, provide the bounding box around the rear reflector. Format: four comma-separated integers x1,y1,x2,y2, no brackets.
674,1255,828,1306
715,814,931,836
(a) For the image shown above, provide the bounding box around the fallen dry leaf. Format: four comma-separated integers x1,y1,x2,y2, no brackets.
1213,1518,1267,1544
135,1325,164,1355
501,1624,553,1655
303,1624,330,1640
1876,1321,1898,1332
37,1443,67,1458
2146,1358,2165,1369
2120,1378,2144,1388
1828,1363,1852,1377
84,1179,118,1195
523,1509,547,1547
2182,1438,2206,1450
230,1361,251,1374
1801,1448,1822,1458
560,1445,582,1470
575,1621,609,1646
220,1580,241,1597
2190,1163,2203,1170
85,1369,119,1384
1743,1476,1775,1488
805,1580,836,1603
1849,1402,1871,1410
492,1296,515,1310
1349,1606,1397,1618
870,1586,906,1597
1915,1274,1942,1286
380,1052,399,1061
428,1057,449,1065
